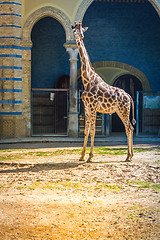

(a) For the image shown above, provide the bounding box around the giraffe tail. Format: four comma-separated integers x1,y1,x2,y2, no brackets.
130,96,136,125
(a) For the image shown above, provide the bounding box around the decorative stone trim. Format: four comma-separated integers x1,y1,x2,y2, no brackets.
22,6,74,42
75,0,93,23
149,0,160,16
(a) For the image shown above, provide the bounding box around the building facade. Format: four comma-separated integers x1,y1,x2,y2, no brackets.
0,0,160,139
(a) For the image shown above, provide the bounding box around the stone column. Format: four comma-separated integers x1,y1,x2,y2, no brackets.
0,0,25,139
21,40,32,137
64,43,79,137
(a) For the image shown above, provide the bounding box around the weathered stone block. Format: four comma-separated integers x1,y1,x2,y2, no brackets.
0,116,25,139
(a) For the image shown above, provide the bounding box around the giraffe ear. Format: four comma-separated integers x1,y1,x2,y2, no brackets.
83,27,88,32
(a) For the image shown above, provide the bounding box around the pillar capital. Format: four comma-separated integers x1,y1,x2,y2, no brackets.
63,41,77,49
65,48,79,61
64,41,78,60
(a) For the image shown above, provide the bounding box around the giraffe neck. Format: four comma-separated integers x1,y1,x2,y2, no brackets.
75,36,94,89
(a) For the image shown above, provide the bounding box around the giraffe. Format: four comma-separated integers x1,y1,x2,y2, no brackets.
72,22,136,162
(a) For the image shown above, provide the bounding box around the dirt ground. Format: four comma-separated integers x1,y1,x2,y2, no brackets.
0,141,160,240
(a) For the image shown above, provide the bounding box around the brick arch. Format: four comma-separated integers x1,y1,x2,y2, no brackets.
149,0,160,16
21,6,74,137
75,0,160,22
22,6,74,42
93,61,151,91
78,61,151,91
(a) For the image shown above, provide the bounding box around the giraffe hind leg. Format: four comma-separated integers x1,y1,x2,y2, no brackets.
125,122,134,162
117,111,134,162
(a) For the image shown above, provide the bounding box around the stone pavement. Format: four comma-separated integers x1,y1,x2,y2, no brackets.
0,134,159,147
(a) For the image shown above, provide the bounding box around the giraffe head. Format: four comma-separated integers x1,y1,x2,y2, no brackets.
72,22,88,39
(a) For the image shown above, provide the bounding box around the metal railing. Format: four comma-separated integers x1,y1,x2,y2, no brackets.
31,89,69,136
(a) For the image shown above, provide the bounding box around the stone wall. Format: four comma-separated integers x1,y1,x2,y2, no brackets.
82,1,160,91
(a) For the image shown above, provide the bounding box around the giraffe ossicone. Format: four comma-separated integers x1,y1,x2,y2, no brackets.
72,22,136,162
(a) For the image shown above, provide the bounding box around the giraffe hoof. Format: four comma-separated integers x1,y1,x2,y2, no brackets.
79,157,85,161
86,158,93,163
125,156,132,162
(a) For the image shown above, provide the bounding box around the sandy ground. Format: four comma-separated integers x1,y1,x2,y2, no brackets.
0,142,160,240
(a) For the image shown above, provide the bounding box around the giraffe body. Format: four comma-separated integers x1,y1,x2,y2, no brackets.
72,23,135,162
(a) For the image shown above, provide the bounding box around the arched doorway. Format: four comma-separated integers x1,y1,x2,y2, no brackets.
21,6,73,137
31,17,69,135
31,17,69,89
112,74,143,132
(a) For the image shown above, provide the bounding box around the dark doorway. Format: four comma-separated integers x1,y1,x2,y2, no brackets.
31,17,69,89
54,75,69,134
112,74,143,132
31,17,70,136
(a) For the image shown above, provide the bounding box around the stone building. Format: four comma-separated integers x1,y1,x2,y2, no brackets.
0,0,160,139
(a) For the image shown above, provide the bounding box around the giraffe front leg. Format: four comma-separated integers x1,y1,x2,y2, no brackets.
87,111,96,163
80,131,89,161
118,111,133,162
126,133,132,162
130,124,134,158
79,108,90,161
127,122,134,161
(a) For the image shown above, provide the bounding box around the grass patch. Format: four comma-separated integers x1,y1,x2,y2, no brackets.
0,154,24,161
0,149,82,161
21,181,123,192
28,181,43,190
134,148,154,153
151,183,160,191
95,147,154,156
127,181,160,192
127,206,159,223
0,149,22,152
20,181,123,192
0,147,157,161
27,181,84,191
127,181,151,188
96,183,123,191
0,184,9,190
94,147,128,155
